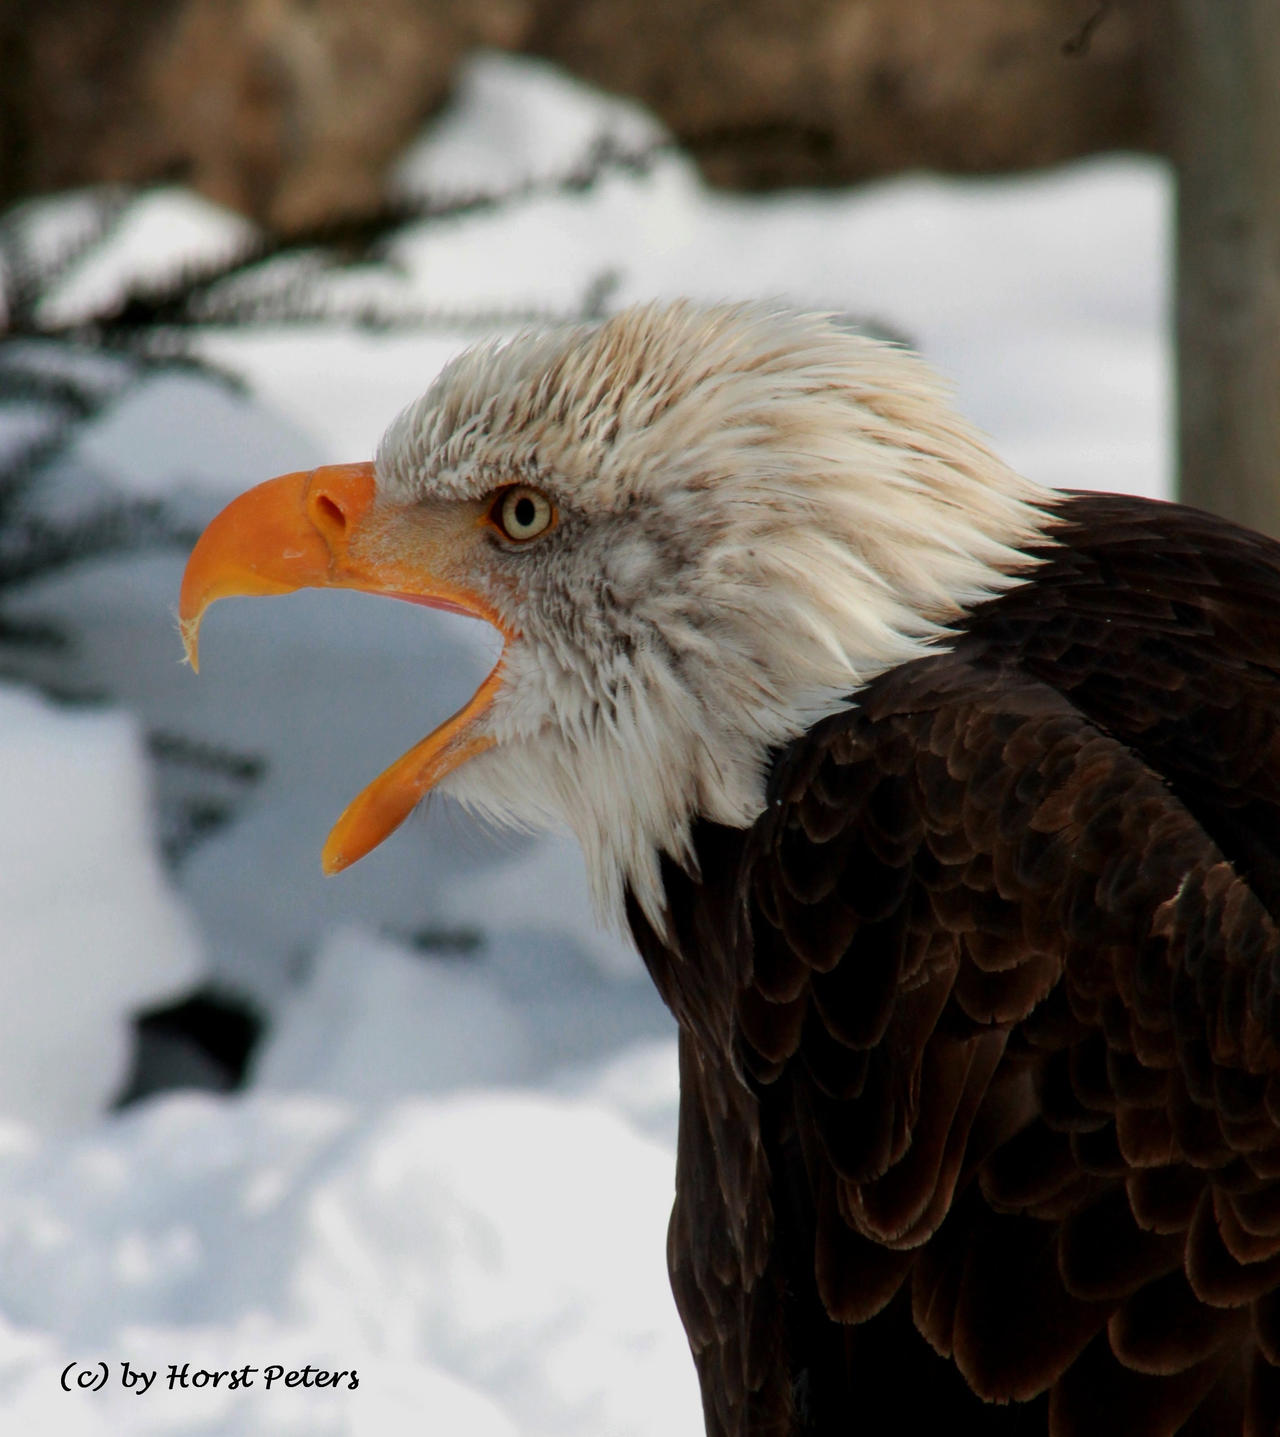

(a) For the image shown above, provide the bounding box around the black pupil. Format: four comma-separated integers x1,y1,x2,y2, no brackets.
512,495,537,530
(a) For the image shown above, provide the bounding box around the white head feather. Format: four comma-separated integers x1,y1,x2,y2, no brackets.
375,301,1055,932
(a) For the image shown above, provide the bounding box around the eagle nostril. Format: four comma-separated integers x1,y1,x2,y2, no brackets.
312,492,346,536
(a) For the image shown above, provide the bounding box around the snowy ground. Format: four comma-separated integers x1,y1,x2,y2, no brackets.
0,52,1172,1435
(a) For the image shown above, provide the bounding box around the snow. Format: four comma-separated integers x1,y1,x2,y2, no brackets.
394,51,664,195
0,686,200,1127
75,370,320,504
35,189,256,333
0,1089,692,1435
251,919,669,1101
0,49,1172,1435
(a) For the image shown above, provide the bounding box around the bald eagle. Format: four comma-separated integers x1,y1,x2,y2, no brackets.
181,303,1280,1435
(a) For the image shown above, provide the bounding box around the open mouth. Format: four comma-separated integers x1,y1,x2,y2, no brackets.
179,462,511,870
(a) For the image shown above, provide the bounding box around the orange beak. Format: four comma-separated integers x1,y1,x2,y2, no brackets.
179,462,510,873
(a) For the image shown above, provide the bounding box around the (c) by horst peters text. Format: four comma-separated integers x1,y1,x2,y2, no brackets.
60,1361,360,1394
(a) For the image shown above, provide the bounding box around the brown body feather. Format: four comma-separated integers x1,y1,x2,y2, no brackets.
626,493,1280,1436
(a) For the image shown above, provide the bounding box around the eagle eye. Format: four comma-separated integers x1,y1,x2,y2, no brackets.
491,485,555,543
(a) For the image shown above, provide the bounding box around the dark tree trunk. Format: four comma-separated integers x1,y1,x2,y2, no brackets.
1166,0,1280,535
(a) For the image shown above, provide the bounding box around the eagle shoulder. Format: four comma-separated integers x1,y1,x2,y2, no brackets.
632,492,1280,1435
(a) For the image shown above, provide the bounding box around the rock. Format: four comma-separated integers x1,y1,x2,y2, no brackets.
535,0,1156,189
0,0,1156,228
0,0,532,229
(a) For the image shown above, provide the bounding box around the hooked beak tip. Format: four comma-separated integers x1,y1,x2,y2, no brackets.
180,613,202,673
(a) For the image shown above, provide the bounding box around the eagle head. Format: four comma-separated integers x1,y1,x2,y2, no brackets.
180,301,1049,927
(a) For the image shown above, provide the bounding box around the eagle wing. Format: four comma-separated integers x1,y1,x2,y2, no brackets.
666,497,1280,1435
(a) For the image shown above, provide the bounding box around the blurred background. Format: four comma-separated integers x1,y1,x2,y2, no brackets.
0,1,1275,1432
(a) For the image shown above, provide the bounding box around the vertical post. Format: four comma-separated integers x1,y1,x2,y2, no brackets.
1167,0,1280,534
